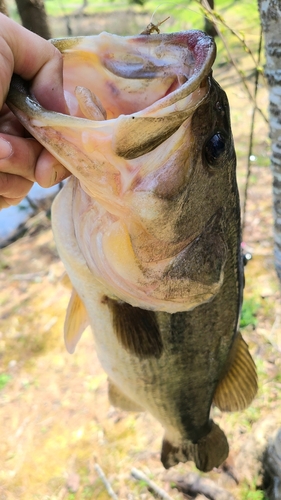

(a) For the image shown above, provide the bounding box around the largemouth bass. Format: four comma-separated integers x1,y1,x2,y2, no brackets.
7,30,257,472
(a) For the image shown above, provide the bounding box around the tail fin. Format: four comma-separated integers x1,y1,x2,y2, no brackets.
161,421,228,472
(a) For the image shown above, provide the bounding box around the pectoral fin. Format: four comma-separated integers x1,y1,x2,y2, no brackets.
213,332,258,411
105,297,163,359
64,288,89,354
108,380,144,412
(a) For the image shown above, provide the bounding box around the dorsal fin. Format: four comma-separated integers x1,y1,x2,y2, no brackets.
213,331,258,411
64,288,89,354
104,297,163,359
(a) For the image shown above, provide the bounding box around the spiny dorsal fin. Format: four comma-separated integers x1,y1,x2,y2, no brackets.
104,297,163,359
64,288,89,354
213,331,258,412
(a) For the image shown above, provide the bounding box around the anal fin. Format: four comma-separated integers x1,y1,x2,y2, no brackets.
108,380,143,412
64,288,89,354
213,331,258,411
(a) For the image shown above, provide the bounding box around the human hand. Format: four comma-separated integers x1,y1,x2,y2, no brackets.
0,14,70,209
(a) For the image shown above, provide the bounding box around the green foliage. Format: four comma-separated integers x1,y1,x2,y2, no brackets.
0,373,11,390
241,489,268,500
240,298,260,328
129,0,146,5
240,474,269,500
82,485,96,499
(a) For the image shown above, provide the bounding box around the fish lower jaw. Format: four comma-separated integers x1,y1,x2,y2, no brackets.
80,238,223,313
73,184,227,313
74,217,225,314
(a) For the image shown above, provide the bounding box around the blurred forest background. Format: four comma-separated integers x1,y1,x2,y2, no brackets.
1,1,281,499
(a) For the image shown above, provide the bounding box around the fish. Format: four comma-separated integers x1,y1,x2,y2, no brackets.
7,30,258,472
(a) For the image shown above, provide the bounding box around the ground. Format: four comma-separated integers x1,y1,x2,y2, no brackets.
1,2,281,499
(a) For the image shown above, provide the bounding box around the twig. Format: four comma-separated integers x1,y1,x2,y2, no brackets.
200,0,268,124
175,472,236,500
242,24,263,235
94,463,118,500
131,467,173,500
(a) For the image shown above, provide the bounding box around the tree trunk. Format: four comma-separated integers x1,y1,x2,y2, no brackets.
258,0,281,282
15,0,51,39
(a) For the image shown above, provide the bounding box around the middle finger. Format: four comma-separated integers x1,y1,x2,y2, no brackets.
0,133,43,181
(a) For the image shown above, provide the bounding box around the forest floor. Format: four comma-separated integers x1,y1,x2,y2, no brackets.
1,3,281,500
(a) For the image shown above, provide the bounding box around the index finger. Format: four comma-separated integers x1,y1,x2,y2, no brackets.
0,13,66,113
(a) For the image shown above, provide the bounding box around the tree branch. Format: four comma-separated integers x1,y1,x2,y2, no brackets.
94,463,118,500
131,467,174,500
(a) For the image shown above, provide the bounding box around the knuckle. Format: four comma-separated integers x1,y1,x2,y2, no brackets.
0,172,10,194
51,44,63,65
0,196,10,209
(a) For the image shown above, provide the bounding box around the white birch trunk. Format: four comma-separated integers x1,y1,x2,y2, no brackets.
258,0,281,281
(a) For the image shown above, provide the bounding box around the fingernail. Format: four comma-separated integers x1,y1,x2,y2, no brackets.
0,137,12,159
50,166,69,186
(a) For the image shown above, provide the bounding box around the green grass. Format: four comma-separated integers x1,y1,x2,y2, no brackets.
241,487,268,500
240,298,260,328
0,373,11,390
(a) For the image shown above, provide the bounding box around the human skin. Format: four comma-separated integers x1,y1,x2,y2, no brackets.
0,13,69,209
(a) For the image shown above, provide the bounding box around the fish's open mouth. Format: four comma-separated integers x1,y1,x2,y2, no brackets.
7,31,222,312
8,31,216,167
57,31,216,122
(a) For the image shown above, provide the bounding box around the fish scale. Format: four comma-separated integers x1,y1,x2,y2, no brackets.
7,29,258,471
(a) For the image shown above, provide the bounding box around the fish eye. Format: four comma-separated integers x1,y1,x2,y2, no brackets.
204,132,226,167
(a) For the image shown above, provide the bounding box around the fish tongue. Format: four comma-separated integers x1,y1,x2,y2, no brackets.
74,86,107,120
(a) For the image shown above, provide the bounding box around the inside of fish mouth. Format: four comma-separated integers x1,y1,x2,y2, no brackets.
49,32,215,121
163,76,188,97
69,55,205,120
73,69,199,122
